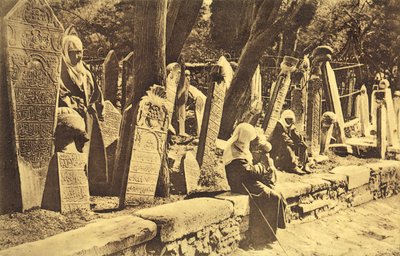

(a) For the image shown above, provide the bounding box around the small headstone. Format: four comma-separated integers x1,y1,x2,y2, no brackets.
121,51,134,109
57,152,90,213
181,152,201,194
1,0,64,211
262,56,299,139
120,85,168,206
99,101,122,184
102,50,119,106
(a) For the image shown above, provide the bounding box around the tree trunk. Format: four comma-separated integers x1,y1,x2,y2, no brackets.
166,0,203,64
117,0,168,197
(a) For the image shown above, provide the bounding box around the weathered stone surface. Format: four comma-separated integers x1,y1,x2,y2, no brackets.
0,0,64,211
299,200,329,213
330,165,371,190
275,182,312,199
120,85,168,206
300,177,331,193
121,51,134,109
215,192,250,216
313,173,347,187
181,151,201,194
99,100,122,184
102,50,119,105
134,198,233,242
165,62,180,131
0,216,156,256
367,160,400,173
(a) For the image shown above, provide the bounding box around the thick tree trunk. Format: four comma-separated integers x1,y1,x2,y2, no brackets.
116,0,168,197
166,0,202,64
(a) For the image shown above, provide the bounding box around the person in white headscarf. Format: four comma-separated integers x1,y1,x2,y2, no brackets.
223,123,286,248
270,109,310,175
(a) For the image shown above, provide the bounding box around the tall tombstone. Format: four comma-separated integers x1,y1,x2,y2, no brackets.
119,85,168,207
101,50,119,106
319,46,346,144
356,85,370,136
346,70,356,118
165,62,181,132
99,101,122,187
306,48,326,156
262,56,299,139
320,112,337,154
291,55,310,134
121,51,134,109
384,88,399,148
181,151,201,194
0,0,63,211
196,56,231,167
377,103,387,159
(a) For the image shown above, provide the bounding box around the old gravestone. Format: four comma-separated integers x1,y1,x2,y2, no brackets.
262,56,299,139
119,85,168,206
181,151,201,194
102,50,119,106
0,0,63,211
196,56,232,167
99,100,122,186
165,62,181,132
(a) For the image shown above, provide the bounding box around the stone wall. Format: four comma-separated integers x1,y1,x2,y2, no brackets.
1,161,399,256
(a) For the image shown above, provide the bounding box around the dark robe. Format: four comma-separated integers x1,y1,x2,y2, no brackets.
225,158,286,247
270,122,307,172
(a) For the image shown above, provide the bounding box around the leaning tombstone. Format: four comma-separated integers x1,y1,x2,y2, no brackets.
98,101,122,187
102,50,119,106
119,85,168,207
181,151,202,194
262,56,299,139
0,0,64,212
320,112,337,154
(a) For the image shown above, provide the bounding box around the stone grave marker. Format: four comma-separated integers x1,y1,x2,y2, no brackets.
102,50,119,106
121,51,134,109
119,85,168,206
181,151,201,194
355,85,370,136
57,153,90,213
377,104,387,159
320,112,337,154
99,100,122,185
196,56,231,167
165,62,181,132
383,89,399,148
1,0,64,211
262,56,299,139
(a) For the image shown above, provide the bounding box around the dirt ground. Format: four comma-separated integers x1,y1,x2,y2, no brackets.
234,195,400,256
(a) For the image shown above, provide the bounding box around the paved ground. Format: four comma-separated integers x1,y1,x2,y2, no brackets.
234,195,400,256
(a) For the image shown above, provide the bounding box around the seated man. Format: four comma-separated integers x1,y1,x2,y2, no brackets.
269,110,310,175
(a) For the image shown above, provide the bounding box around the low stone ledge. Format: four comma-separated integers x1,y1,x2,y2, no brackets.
215,192,250,217
330,165,371,189
275,182,312,199
313,173,347,187
300,177,331,192
134,198,233,242
0,216,156,256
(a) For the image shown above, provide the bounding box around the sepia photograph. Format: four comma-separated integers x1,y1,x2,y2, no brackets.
0,0,399,255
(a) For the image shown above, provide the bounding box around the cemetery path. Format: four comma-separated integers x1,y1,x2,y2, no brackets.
234,194,400,256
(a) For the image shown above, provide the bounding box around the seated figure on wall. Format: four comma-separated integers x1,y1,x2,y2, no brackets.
55,107,89,153
223,123,286,248
269,109,310,175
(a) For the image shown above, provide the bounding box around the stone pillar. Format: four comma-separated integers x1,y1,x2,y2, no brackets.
121,51,134,109
377,103,387,159
262,56,299,139
102,50,119,106
165,62,181,134
0,0,64,212
305,48,325,156
357,85,370,136
346,70,356,118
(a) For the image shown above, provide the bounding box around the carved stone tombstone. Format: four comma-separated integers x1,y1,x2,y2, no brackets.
196,56,231,167
57,153,90,213
346,70,356,118
306,47,326,156
355,85,370,136
119,85,168,206
121,51,134,109
0,0,63,211
377,104,387,159
165,62,181,132
262,56,299,139
102,50,119,106
99,100,122,185
181,151,201,194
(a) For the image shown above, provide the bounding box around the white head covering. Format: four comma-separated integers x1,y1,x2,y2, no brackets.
62,35,93,91
223,123,257,165
278,109,295,130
